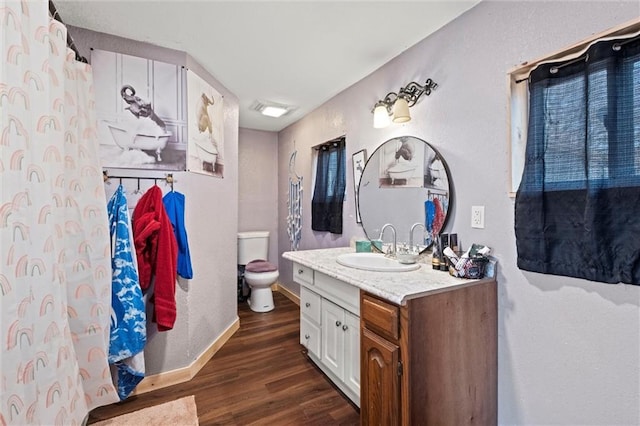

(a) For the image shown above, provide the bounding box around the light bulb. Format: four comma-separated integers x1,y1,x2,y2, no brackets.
373,104,391,128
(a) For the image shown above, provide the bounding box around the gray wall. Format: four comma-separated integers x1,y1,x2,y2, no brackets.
276,2,640,424
238,128,279,266
69,27,240,376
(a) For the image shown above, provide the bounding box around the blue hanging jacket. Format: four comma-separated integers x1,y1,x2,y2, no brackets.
163,190,194,279
425,199,435,233
107,185,146,399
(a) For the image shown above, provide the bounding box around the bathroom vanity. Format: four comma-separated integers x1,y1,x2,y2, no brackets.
283,247,497,425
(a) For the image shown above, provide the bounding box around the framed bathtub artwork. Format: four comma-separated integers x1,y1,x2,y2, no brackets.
91,48,188,171
352,149,366,223
186,70,225,178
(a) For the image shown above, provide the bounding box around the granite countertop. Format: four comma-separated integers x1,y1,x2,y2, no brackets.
282,247,493,305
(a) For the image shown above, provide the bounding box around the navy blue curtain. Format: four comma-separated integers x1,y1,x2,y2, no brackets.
312,137,346,234
515,34,640,285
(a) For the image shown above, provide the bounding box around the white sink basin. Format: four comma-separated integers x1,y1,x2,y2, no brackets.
336,252,420,272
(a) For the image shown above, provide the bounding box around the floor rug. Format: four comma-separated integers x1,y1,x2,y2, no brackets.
92,395,198,425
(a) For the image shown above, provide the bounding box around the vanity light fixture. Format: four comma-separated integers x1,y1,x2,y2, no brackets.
371,78,438,128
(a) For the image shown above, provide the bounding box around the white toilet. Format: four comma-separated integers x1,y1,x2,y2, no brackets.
237,231,279,312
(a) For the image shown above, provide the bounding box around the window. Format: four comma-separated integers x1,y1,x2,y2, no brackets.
311,137,346,234
513,22,640,285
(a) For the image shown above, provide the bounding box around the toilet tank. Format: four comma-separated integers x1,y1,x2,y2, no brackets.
237,231,269,265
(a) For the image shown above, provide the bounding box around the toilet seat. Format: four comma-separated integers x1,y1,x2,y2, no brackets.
245,259,278,273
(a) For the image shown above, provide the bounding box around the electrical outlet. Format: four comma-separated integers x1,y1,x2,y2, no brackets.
471,206,485,229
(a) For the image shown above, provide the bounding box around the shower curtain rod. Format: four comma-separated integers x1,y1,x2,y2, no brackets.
48,0,87,63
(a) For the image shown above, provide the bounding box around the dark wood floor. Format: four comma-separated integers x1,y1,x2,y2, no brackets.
88,292,360,425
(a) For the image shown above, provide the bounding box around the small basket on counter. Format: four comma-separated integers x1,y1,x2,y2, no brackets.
443,243,495,279
456,256,489,279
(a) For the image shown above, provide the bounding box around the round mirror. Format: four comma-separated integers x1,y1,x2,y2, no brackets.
358,136,452,250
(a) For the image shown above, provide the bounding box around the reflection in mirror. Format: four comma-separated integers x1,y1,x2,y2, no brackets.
358,136,452,250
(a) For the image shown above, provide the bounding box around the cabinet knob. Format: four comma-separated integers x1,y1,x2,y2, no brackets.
305,334,310,340
335,320,342,327
342,325,348,331
298,269,304,274
305,302,311,308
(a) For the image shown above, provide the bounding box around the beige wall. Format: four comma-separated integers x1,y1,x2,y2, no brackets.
69,26,240,376
276,2,640,424
238,128,279,266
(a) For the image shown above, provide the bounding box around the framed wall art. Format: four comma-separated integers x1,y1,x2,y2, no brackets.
91,48,187,171
186,70,225,178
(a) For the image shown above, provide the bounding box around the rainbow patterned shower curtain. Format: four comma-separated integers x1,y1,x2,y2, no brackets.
1,1,119,424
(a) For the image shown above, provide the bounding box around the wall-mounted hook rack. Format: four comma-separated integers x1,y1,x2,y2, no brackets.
102,170,177,191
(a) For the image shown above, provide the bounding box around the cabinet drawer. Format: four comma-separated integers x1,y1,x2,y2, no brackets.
300,316,321,358
314,272,359,315
301,286,321,324
361,293,400,341
293,263,314,286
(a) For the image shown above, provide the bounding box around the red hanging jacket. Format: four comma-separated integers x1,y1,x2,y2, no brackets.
133,185,178,331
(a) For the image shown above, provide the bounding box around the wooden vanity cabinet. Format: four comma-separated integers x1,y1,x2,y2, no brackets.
360,279,497,426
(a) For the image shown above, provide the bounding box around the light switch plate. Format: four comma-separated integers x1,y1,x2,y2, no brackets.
471,206,485,229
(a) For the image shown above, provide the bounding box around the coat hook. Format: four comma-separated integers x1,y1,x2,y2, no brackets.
166,173,175,191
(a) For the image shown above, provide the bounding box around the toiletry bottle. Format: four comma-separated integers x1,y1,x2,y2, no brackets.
439,234,449,271
432,251,440,270
432,240,440,270
449,233,459,255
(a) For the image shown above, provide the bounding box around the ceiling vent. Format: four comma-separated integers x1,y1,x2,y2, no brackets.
250,100,295,118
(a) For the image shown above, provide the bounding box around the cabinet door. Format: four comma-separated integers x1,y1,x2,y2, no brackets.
321,299,344,379
361,328,400,426
343,310,360,398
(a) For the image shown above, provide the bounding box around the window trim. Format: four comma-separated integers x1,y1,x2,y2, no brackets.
506,17,640,197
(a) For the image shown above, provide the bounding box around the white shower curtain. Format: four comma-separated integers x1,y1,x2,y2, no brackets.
1,1,119,424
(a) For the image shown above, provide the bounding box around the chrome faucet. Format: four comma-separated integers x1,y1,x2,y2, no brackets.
379,223,397,256
409,223,427,250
